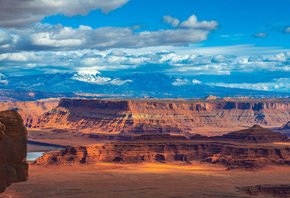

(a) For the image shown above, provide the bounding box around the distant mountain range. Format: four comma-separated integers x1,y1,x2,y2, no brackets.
0,72,289,101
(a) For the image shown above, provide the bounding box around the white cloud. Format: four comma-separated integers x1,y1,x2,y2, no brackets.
209,78,290,92
1,49,290,76
285,27,290,34
0,0,130,28
253,33,268,38
179,14,218,30
0,23,213,52
192,79,202,84
172,78,190,86
163,15,180,27
267,53,288,62
110,79,133,85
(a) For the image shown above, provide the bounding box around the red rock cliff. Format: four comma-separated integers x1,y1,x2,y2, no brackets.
36,98,290,134
0,110,28,193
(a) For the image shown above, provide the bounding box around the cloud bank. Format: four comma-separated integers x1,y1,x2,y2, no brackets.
0,0,130,28
0,15,218,52
1,49,290,75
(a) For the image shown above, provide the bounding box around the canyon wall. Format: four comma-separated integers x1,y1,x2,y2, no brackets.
0,110,28,193
35,98,290,134
35,136,290,170
0,101,58,128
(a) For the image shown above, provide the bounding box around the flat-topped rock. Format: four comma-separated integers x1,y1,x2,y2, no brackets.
221,125,288,143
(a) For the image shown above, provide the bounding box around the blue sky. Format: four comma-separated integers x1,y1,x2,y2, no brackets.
0,0,290,92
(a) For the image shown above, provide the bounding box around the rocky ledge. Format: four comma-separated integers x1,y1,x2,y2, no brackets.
0,110,28,193
35,126,290,170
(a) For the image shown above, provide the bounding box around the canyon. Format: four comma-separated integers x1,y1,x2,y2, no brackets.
1,97,290,137
0,110,28,193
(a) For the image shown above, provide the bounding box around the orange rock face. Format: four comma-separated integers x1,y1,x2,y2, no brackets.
0,110,28,193
0,101,58,128
35,98,290,134
35,133,290,170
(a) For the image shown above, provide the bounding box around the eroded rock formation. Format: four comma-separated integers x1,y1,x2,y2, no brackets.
0,110,28,193
35,129,290,170
35,98,290,134
221,125,288,143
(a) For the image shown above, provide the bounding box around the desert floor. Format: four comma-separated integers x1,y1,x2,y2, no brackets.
1,163,290,198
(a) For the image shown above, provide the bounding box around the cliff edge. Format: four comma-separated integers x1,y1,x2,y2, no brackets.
0,110,28,193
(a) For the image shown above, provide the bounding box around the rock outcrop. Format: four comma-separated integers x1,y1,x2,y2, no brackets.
191,125,289,143
219,125,288,143
35,98,290,134
35,133,290,170
204,95,220,100
236,184,290,197
279,121,290,130
0,110,28,193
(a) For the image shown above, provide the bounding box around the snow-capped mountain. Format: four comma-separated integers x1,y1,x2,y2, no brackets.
71,71,132,85
0,72,288,100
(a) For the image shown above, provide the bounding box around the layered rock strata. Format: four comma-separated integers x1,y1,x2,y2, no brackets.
35,98,290,134
0,101,58,128
35,133,290,170
0,110,28,193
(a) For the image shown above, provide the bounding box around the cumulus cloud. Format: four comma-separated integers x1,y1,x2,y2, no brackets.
179,14,218,30
0,0,130,28
1,49,290,77
0,23,213,52
285,27,290,34
253,33,268,38
267,52,288,62
163,15,180,27
209,78,290,92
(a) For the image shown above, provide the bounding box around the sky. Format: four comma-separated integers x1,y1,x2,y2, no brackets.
0,0,290,92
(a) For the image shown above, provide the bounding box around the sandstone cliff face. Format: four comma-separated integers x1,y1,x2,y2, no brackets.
0,101,58,128
36,98,290,134
35,135,290,170
0,110,28,193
